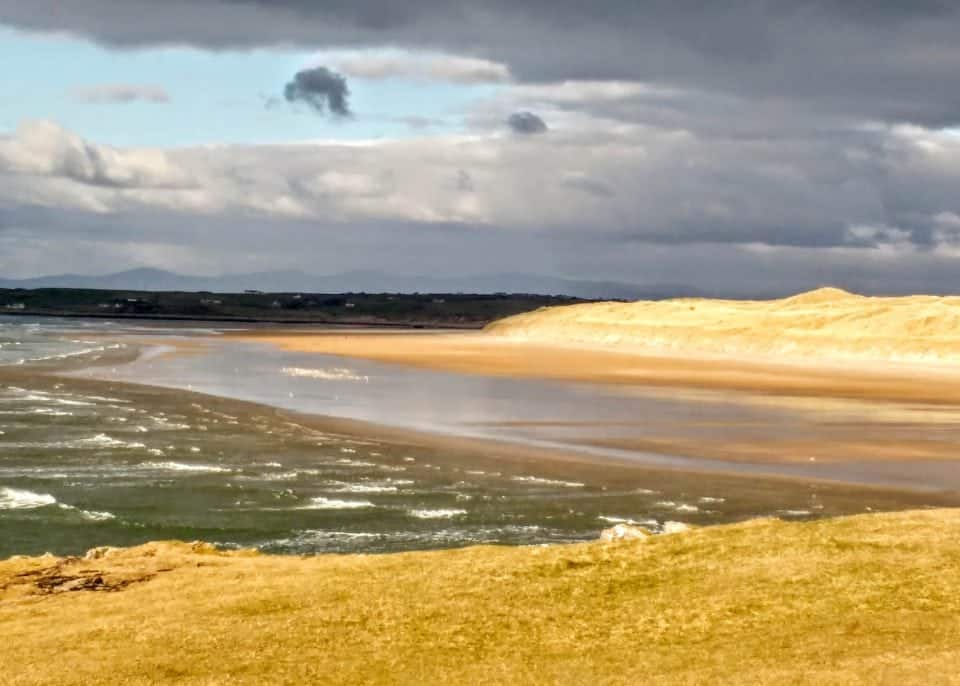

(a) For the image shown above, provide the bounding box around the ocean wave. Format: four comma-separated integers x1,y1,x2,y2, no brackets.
260,524,557,553
31,408,74,417
511,475,585,488
408,508,468,519
0,487,57,510
778,509,813,517
326,479,413,494
598,515,659,527
654,500,699,513
138,461,233,474
71,434,131,449
53,398,96,407
335,459,377,468
79,509,117,522
298,497,375,510
56,503,117,522
282,366,370,383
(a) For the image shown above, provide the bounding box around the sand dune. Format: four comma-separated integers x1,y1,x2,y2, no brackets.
485,287,960,365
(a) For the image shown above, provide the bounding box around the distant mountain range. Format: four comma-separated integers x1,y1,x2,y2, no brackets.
0,268,707,300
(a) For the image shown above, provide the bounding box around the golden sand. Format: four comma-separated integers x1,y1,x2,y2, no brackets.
230,328,960,405
487,287,960,365
3,510,960,685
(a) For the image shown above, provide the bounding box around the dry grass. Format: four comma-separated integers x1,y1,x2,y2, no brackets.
3,510,960,684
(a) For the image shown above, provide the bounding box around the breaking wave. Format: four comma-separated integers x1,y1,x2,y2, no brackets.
0,486,57,510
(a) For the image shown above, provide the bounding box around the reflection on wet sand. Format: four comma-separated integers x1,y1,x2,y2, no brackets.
70,331,960,492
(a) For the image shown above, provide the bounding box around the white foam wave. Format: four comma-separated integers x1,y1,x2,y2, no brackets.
32,408,74,417
0,487,57,510
71,434,129,449
80,509,116,522
54,398,95,407
511,476,585,488
335,459,377,468
138,461,233,474
299,497,375,510
282,367,369,383
57,503,117,522
598,516,659,527
408,508,468,519
326,482,398,494
655,501,699,512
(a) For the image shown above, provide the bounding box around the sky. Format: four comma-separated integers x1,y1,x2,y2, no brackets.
2,1,960,295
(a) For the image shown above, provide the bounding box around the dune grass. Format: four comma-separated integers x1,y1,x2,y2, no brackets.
3,510,960,684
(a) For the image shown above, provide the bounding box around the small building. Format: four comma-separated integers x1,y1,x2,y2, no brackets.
4,303,25,310
344,302,356,309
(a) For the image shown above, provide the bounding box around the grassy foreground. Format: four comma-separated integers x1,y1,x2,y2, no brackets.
3,510,960,685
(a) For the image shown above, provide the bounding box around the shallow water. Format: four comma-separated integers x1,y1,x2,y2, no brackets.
75,333,960,490
1,316,957,558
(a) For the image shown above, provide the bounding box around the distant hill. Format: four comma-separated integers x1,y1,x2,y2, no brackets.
0,268,705,300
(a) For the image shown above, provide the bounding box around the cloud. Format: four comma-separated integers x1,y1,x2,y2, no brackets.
0,120,193,189
70,84,171,104
560,172,614,198
507,111,548,135
6,1,960,128
283,67,351,118
2,118,960,293
331,51,510,83
456,169,475,193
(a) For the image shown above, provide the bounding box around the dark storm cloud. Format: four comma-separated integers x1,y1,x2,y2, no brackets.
7,3,960,293
5,1,960,126
283,67,351,117
507,112,547,135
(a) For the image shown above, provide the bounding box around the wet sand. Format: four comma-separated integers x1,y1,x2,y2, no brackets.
10,362,958,511
228,330,960,405
214,329,960,486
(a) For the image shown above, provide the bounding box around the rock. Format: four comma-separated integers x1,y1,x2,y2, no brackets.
600,524,650,542
84,546,117,560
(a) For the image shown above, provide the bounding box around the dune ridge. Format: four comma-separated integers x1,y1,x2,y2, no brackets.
484,287,960,365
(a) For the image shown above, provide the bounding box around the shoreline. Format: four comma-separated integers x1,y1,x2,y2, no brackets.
227,329,960,406
17,341,960,497
25,364,934,495
0,310,483,329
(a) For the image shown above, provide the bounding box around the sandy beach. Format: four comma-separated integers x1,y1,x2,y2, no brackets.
223,290,960,475
228,329,960,406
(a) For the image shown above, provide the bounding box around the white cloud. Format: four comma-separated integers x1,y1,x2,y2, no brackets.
0,120,193,189
2,118,960,263
327,50,511,84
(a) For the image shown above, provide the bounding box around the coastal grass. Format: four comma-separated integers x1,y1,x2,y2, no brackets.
3,510,960,685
